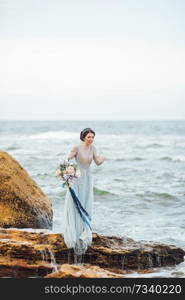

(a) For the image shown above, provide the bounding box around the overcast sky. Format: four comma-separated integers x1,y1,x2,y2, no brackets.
0,0,185,120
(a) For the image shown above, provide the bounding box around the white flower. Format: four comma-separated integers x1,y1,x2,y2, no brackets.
63,174,68,180
55,169,61,177
75,169,81,178
66,166,75,176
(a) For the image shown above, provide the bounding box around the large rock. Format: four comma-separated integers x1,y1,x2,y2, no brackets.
0,229,184,278
0,151,53,229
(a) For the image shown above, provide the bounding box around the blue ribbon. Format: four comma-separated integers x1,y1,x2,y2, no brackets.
69,187,92,230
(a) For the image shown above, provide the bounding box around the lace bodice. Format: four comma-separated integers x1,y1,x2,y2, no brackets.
76,144,94,168
67,143,105,169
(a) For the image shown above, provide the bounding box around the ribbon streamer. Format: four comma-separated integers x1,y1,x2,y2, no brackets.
69,187,92,230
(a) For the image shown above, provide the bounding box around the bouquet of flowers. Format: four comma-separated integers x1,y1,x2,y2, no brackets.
55,160,81,187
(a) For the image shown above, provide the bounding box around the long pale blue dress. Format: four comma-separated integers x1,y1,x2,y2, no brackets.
63,143,105,255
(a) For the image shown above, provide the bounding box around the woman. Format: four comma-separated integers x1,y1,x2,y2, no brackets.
63,128,106,255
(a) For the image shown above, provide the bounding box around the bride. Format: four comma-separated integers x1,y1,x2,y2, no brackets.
63,128,106,255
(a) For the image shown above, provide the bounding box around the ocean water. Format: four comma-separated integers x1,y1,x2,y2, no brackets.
0,120,185,277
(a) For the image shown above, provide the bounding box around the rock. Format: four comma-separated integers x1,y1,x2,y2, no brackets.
0,151,53,229
45,264,125,278
0,256,53,278
90,234,185,270
0,228,184,278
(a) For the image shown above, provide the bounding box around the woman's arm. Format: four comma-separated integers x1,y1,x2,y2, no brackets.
67,145,78,160
93,146,106,166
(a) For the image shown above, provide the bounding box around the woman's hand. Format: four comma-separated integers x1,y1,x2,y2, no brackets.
96,155,107,165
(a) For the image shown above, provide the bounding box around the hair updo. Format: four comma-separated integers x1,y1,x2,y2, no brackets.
80,128,95,141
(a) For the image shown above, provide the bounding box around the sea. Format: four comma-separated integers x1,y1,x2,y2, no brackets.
0,120,185,278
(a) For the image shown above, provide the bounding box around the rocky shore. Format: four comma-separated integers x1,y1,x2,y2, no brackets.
0,228,184,278
0,151,184,278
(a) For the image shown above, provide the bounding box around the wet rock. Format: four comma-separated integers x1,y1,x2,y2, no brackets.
90,234,185,270
0,257,53,278
0,229,184,278
0,151,53,229
45,263,125,278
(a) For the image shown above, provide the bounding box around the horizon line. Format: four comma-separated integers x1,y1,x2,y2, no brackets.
0,119,185,122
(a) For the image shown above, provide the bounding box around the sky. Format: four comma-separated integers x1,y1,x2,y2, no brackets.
0,0,185,120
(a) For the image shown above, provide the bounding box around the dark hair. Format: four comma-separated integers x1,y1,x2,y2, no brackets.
80,128,95,141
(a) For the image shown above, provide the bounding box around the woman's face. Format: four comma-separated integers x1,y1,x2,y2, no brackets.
84,133,95,144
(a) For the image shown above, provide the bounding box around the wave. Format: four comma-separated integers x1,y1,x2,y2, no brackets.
28,131,130,141
35,172,50,176
29,130,78,140
114,157,144,162
160,155,185,162
136,143,167,149
136,191,180,202
5,146,20,151
93,187,116,196
9,131,78,141
148,192,176,199
93,186,111,195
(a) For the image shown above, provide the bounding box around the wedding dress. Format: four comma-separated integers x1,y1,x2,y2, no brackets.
63,143,105,255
